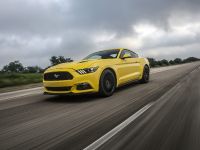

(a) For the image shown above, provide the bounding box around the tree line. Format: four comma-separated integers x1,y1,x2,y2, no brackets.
147,57,200,67
0,56,199,73
1,56,73,73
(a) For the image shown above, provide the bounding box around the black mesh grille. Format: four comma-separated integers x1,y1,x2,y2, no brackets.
46,86,72,91
44,72,73,81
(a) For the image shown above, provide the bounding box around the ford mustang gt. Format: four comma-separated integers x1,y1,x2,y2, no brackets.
43,48,150,97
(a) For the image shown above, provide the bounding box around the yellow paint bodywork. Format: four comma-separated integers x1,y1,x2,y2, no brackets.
43,48,149,94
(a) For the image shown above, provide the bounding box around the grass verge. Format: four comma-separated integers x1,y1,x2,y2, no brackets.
0,73,43,88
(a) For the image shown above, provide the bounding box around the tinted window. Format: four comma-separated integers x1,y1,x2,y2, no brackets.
120,49,138,58
130,51,138,58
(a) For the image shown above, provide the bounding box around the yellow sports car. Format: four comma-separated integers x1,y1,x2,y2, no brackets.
43,48,150,97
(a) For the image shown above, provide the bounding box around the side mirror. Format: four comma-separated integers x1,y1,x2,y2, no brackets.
121,54,132,59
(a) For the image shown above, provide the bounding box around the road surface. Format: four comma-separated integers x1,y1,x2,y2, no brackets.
0,62,199,150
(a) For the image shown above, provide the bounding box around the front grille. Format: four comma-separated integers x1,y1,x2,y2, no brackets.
46,86,72,91
44,72,73,81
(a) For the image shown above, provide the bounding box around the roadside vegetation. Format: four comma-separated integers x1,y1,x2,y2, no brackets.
0,73,43,88
0,56,199,88
147,57,200,68
0,56,73,88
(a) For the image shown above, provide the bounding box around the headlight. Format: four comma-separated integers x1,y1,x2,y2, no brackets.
76,66,99,74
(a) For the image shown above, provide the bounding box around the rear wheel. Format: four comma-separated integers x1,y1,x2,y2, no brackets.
140,65,150,83
99,69,116,97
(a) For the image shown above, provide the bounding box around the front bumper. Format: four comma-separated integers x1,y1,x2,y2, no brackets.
43,68,100,95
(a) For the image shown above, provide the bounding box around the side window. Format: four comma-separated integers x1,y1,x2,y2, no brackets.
120,50,132,58
130,51,138,58
120,49,138,58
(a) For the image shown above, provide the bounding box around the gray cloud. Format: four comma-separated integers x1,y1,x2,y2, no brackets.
0,0,200,68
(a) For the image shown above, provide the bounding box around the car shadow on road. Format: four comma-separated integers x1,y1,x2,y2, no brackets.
115,81,140,92
44,80,148,103
44,94,101,103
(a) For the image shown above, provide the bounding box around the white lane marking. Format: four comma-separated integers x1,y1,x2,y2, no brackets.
0,87,42,96
0,91,42,101
84,102,155,150
0,87,43,101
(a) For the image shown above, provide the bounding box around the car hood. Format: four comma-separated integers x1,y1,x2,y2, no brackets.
47,59,102,71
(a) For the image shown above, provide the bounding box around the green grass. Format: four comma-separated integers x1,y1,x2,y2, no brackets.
0,73,43,88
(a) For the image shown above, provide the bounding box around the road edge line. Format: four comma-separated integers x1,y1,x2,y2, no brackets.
83,102,155,150
0,87,42,96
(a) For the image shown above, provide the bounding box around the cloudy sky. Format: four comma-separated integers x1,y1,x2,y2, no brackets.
0,0,200,68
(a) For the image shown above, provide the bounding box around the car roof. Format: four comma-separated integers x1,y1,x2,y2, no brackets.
103,48,126,51
99,48,136,52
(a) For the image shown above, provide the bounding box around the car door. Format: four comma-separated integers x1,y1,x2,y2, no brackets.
117,49,140,85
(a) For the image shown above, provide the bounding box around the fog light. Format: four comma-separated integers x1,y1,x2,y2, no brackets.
77,83,92,90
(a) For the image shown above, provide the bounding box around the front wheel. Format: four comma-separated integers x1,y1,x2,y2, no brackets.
99,69,116,97
140,65,150,83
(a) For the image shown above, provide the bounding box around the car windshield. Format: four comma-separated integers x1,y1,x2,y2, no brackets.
83,49,120,60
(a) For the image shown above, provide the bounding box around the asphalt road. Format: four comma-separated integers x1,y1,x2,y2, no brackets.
0,62,200,150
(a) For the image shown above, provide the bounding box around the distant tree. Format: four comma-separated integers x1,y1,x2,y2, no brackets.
50,56,73,66
174,58,182,64
157,60,163,66
147,58,157,67
169,60,175,65
146,57,199,68
57,56,66,63
24,66,44,73
50,56,58,66
160,59,169,66
183,57,200,63
65,58,73,63
1,61,24,73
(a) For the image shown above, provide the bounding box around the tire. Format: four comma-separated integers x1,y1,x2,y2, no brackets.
140,65,150,83
99,69,116,97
